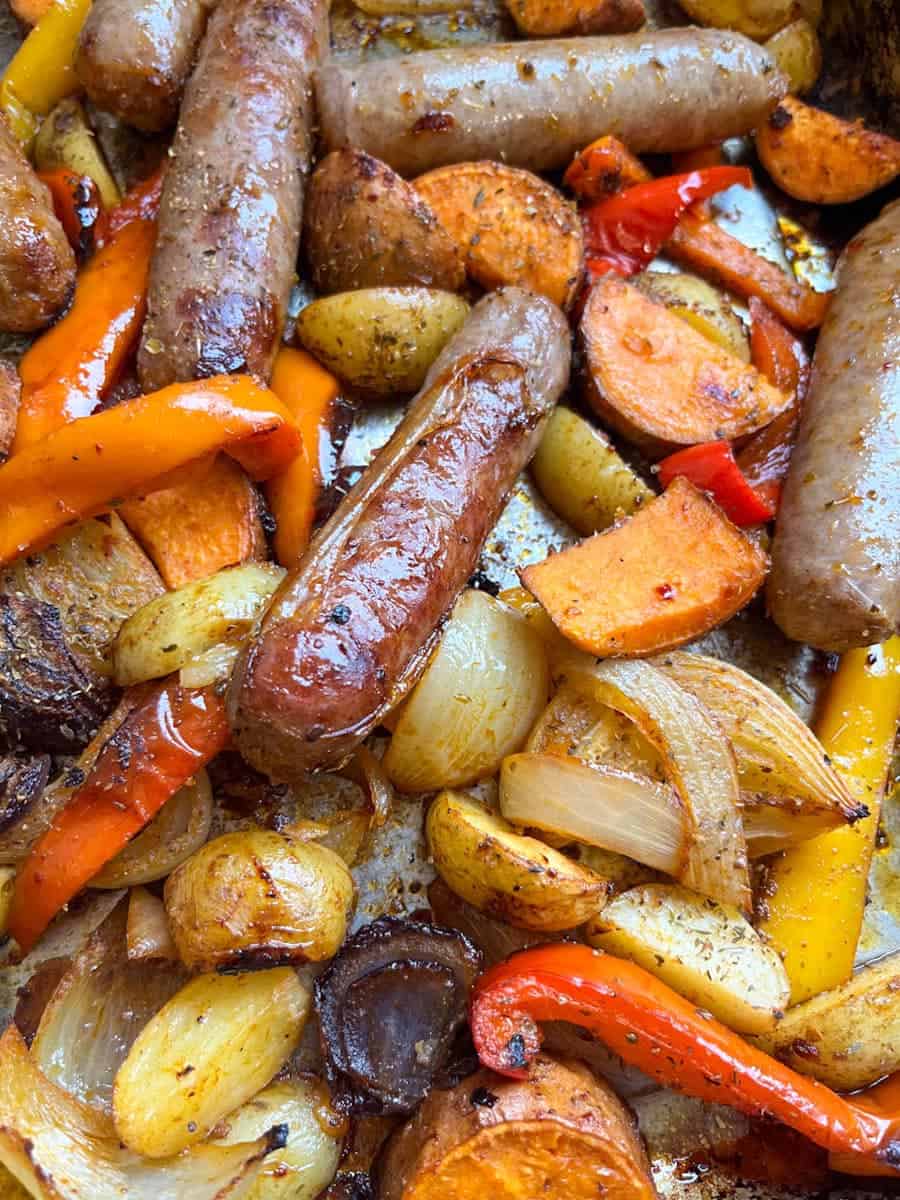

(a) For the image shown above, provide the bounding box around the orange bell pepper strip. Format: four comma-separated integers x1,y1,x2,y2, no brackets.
0,375,301,567
102,165,165,241
7,679,229,955
470,945,900,1174
266,347,341,567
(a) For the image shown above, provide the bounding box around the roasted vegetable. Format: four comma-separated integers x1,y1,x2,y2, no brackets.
764,19,821,95
504,0,644,35
637,271,750,362
32,95,121,207
675,0,793,39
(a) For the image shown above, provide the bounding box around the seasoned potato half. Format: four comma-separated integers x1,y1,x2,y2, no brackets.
754,953,900,1090
304,149,465,294
637,272,749,362
113,968,309,1158
764,19,821,95
296,288,470,397
33,96,121,207
165,830,355,971
426,790,608,931
586,883,790,1033
675,0,793,39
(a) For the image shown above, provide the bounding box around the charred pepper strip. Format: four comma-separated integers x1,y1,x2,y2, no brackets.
471,944,900,1172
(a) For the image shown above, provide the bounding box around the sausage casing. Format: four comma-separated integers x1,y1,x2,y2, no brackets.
315,29,786,177
768,200,900,651
138,0,327,389
228,288,570,780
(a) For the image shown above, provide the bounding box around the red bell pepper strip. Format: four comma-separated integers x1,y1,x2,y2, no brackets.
8,679,229,955
101,164,164,242
38,167,106,259
581,166,752,278
470,945,900,1174
657,441,776,526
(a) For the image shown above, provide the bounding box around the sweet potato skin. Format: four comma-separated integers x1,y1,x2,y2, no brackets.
756,97,900,204
522,477,768,657
379,1055,656,1200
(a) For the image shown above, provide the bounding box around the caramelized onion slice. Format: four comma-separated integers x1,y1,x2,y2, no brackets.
126,887,178,963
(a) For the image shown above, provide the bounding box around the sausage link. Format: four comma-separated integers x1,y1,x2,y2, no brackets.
315,30,786,177
768,200,900,652
228,288,570,780
76,0,216,133
0,117,75,333
138,0,327,390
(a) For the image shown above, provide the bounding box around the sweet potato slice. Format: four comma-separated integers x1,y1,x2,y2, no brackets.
506,0,644,37
580,276,791,457
415,162,583,309
120,454,265,589
379,1055,656,1200
756,97,900,204
521,476,767,657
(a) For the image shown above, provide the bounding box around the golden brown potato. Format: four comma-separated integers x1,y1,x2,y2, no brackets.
33,96,121,208
379,1055,656,1200
636,272,750,362
764,19,821,95
304,149,465,295
165,829,355,971
675,0,793,39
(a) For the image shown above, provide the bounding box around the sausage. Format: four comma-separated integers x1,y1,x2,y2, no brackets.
0,117,75,333
76,0,216,133
768,200,899,652
228,288,570,781
137,0,327,390
315,29,786,178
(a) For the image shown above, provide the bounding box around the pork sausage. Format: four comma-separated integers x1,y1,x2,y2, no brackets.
315,29,786,178
137,0,327,390
768,200,899,652
0,117,75,333
228,288,570,781
76,0,216,133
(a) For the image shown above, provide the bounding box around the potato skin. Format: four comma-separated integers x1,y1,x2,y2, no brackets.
303,150,465,295
165,829,355,971
379,1055,656,1200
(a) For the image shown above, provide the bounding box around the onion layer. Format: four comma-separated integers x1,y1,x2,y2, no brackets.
126,887,178,962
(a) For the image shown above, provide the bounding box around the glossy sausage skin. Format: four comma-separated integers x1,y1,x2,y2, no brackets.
76,0,215,133
315,30,786,177
769,200,899,652
0,118,75,334
138,0,327,390
229,288,570,781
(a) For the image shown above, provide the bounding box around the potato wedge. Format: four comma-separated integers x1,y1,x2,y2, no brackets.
675,0,793,39
0,866,15,937
379,1055,656,1200
530,407,654,537
756,97,900,204
505,0,644,36
426,790,608,931
215,1080,343,1200
113,968,309,1158
764,19,821,95
33,96,121,208
586,883,790,1034
637,272,750,362
753,953,900,1090
113,561,286,687
304,150,465,295
296,288,469,397
415,162,583,310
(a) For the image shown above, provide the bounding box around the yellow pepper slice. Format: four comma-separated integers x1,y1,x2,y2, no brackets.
760,637,900,1004
0,0,92,148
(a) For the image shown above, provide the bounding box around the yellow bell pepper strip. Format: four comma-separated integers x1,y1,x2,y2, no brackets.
470,944,900,1174
0,0,92,147
0,375,301,567
759,637,900,1003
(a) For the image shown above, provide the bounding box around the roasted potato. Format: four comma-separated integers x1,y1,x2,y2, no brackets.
296,288,470,397
304,150,465,295
33,96,121,208
426,790,608,931
164,829,355,971
214,1080,344,1200
530,407,654,537
764,19,821,94
586,883,790,1034
113,967,310,1158
637,272,750,362
0,866,14,937
379,1055,656,1200
675,0,793,39
754,953,900,1090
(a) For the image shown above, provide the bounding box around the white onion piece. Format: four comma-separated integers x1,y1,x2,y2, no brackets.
91,769,212,889
500,753,687,874
126,887,178,963
384,590,549,792
179,642,241,689
32,901,188,1112
339,745,393,828
563,656,750,913
0,1025,281,1200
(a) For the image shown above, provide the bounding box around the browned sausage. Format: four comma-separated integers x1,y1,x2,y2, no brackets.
137,0,327,390
228,288,570,781
768,199,899,651
76,0,216,133
0,117,75,333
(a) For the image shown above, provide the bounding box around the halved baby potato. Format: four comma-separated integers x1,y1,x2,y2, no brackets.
637,272,750,362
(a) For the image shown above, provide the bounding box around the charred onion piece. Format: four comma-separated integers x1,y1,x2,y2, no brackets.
314,917,482,1114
